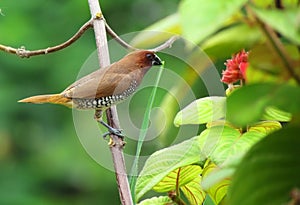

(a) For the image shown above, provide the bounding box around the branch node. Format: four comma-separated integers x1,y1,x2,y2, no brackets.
95,12,103,19
45,47,50,54
16,46,30,58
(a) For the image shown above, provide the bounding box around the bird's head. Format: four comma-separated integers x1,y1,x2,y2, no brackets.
123,50,163,71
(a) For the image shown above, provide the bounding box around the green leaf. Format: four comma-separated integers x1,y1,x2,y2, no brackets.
131,13,181,49
251,6,300,45
201,162,231,204
202,24,262,58
153,165,202,192
153,165,205,204
174,97,226,127
201,165,234,192
179,0,248,44
251,0,273,7
135,137,206,201
129,63,164,198
247,44,285,80
206,120,237,130
228,126,300,205
227,83,300,127
246,64,281,84
262,106,292,122
181,174,206,205
203,195,217,205
248,121,282,134
247,44,300,84
198,126,266,165
137,196,174,205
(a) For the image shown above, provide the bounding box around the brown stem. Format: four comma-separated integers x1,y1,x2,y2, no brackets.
168,191,187,205
260,21,300,84
0,19,93,58
87,1,133,205
275,0,284,9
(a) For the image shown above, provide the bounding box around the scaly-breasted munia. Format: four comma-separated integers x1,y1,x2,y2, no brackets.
19,50,163,137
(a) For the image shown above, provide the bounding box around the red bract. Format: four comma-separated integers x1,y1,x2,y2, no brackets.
221,50,249,84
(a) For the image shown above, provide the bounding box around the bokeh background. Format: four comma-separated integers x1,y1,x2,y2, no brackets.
0,0,217,204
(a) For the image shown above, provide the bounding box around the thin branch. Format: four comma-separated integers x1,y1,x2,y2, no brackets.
0,18,93,58
261,23,300,84
104,18,179,52
150,35,180,52
104,20,137,51
87,1,133,205
0,13,178,59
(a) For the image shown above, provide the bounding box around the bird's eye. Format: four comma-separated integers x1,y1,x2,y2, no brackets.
146,53,153,60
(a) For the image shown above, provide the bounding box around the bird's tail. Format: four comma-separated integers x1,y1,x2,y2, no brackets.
18,94,72,108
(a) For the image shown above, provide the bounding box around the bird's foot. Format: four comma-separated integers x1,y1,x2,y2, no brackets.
99,120,125,139
102,129,125,147
102,127,125,139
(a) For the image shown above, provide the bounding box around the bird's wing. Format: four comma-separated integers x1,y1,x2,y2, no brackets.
62,63,137,99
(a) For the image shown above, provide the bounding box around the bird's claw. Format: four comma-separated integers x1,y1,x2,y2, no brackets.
102,127,125,139
102,128,125,147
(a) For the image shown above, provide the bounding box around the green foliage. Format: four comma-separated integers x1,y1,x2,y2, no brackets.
263,106,291,122
201,24,262,58
198,126,267,165
174,97,226,127
179,0,248,45
251,6,300,45
138,196,174,205
135,136,205,201
129,63,165,198
202,162,231,205
3,0,300,204
132,0,300,204
131,13,181,48
135,122,269,204
0,1,179,204
153,165,205,205
247,43,300,84
135,98,275,204
227,126,300,205
227,83,300,127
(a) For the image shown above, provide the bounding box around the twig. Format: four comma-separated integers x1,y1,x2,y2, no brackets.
0,19,93,58
87,1,133,205
104,18,179,52
104,20,137,51
150,35,180,52
0,14,178,58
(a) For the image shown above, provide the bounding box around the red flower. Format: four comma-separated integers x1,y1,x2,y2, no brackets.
221,50,249,84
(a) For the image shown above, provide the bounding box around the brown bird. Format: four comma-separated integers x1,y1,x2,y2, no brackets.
19,50,163,137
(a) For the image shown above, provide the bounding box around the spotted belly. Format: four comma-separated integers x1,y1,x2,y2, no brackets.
72,80,138,109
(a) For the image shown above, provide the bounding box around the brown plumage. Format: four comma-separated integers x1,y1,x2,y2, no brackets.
19,50,162,108
19,50,162,137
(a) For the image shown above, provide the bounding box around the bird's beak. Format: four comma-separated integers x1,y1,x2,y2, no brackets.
152,54,162,66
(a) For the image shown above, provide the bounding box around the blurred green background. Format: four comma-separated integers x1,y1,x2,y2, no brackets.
4,0,296,204
0,0,187,204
